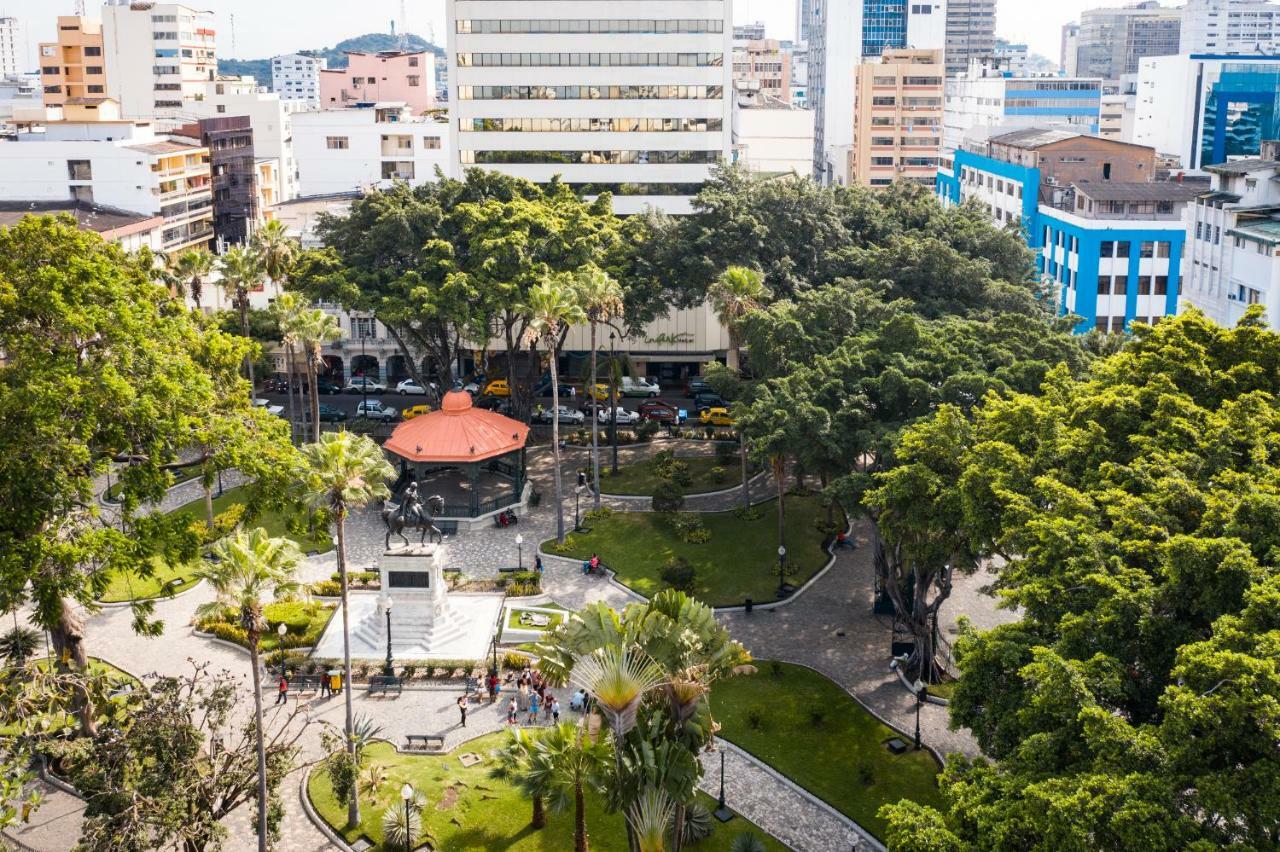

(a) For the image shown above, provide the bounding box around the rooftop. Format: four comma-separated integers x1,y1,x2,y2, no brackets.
123,140,204,155
988,127,1149,152
0,200,160,234
1203,158,1280,176
1229,218,1280,246
1072,182,1203,202
383,391,530,465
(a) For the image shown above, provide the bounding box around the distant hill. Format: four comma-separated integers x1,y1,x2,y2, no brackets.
218,32,442,83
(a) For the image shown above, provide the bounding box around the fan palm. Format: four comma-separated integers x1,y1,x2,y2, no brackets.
299,431,393,828
572,266,624,511
520,275,587,543
627,788,676,852
496,723,612,852
708,266,769,511
219,246,265,397
271,293,306,444
490,726,549,830
170,248,215,313
380,789,426,850
194,528,304,852
294,308,344,440
0,625,39,666
252,219,298,297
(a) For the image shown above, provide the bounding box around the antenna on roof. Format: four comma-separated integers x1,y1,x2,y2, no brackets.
229,12,236,56
399,0,409,49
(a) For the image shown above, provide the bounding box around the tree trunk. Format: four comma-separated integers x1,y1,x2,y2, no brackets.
739,436,750,510
249,633,269,852
775,456,787,556
203,477,215,527
672,801,687,852
238,291,255,398
191,276,203,313
284,343,298,446
590,324,601,511
50,598,96,737
574,780,588,852
532,794,546,830
550,348,566,543
336,511,360,829
610,377,619,475
308,351,321,443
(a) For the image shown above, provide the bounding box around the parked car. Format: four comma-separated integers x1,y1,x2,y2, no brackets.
534,378,577,398
355,399,398,422
620,377,662,398
396,378,434,396
401,403,432,420
585,383,613,402
638,400,682,424
684,378,713,398
598,406,640,426
536,405,586,426
692,392,727,412
484,378,511,397
312,378,342,395
474,394,511,414
344,377,386,394
252,398,285,417
304,404,348,423
699,407,734,427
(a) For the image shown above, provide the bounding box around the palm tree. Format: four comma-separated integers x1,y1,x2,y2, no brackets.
170,248,215,313
491,726,549,830
628,788,676,852
494,723,611,852
294,308,344,441
572,266,624,511
219,246,265,397
272,293,306,445
300,432,393,829
194,528,304,852
521,276,587,544
252,219,299,297
708,266,770,512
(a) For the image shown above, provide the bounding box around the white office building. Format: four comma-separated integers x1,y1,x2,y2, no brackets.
292,103,449,197
1180,0,1280,55
942,60,1103,153
0,17,21,78
101,2,216,120
1181,151,1280,327
445,0,734,215
271,53,326,107
732,86,815,175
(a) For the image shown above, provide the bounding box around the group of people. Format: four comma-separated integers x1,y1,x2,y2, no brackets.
484,667,562,727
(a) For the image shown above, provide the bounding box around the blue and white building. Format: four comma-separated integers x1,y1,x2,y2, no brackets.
937,127,1201,332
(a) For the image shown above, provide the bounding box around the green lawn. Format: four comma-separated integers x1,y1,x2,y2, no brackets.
713,662,944,840
100,485,332,604
546,495,837,606
505,609,565,631
597,455,745,496
308,735,785,852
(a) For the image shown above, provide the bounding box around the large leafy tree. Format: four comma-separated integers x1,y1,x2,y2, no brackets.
882,310,1280,849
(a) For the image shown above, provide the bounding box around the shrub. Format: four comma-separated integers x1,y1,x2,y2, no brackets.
746,709,765,731
547,536,577,554
680,802,714,845
708,465,728,484
309,579,342,597
203,621,249,647
503,652,531,671
583,506,615,523
506,581,540,597
651,449,675,470
208,502,246,541
263,601,314,635
635,419,659,441
659,556,696,592
666,460,693,488
733,505,763,522
670,511,701,535
651,480,685,514
684,527,712,544
730,832,767,852
400,664,417,680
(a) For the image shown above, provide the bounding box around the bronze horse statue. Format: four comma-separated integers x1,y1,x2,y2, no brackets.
382,482,446,549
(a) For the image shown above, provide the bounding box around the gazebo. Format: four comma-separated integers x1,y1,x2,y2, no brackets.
382,390,531,521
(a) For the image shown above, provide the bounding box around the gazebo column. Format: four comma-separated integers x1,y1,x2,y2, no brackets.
516,448,526,503
467,463,480,516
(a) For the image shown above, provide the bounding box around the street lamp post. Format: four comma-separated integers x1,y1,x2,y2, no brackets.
712,750,733,822
776,544,788,598
488,636,499,679
400,782,414,850
515,533,524,571
360,333,369,416
382,595,395,678
913,679,927,750
276,622,288,674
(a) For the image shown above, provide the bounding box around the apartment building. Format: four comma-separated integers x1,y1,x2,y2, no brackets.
0,117,213,253
1074,2,1182,83
0,75,40,128
731,85,814,175
1181,149,1280,326
320,51,435,114
945,0,997,77
1134,53,1280,170
992,41,1031,76
851,48,943,188
175,116,257,245
0,17,21,78
733,39,792,105
1180,0,1280,54
943,59,1103,153
446,0,734,215
936,128,1197,331
271,53,326,107
39,16,107,107
101,2,216,119
292,103,449,197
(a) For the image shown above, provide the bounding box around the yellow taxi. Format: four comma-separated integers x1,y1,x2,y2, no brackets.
586,383,612,401
484,379,511,397
699,407,734,427
401,403,432,420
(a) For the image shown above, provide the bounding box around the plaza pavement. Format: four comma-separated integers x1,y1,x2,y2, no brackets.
6,438,1014,851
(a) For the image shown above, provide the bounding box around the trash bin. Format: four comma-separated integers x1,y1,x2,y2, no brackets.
328,669,343,694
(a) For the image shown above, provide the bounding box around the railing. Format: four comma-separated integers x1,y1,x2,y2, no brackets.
439,492,521,518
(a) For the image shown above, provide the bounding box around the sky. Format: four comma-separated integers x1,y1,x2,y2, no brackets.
4,0,1112,70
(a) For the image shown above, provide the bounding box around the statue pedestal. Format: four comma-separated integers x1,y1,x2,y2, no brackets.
352,543,468,652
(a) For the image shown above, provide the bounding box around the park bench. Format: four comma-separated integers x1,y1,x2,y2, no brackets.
404,733,445,752
292,675,324,694
367,675,403,697
165,577,186,592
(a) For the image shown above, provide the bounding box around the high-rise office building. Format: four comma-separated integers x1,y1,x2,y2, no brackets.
944,0,996,76
446,0,733,215
0,17,20,78
39,16,107,107
272,53,326,107
1061,22,1081,75
1180,0,1280,54
101,2,216,119
1075,2,1182,82
797,0,813,43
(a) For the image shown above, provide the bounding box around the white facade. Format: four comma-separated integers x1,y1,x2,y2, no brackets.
446,0,734,215
1182,159,1280,327
183,77,303,202
0,17,20,78
943,63,1104,153
0,75,40,128
292,104,450,197
908,2,948,51
1180,0,1280,54
271,192,358,248
732,93,815,175
101,2,216,120
271,54,326,107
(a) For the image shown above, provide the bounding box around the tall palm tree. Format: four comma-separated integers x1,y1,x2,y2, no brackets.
521,276,587,544
272,293,306,445
294,308,343,441
491,727,549,830
572,266,624,511
219,246,265,397
194,528,304,852
299,432,393,829
252,219,298,297
708,266,770,512
170,248,215,313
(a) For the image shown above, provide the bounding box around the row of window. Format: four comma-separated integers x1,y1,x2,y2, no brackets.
41,65,104,75
1098,239,1173,258
44,85,105,94
869,96,941,106
457,19,725,34
869,137,940,147
463,117,722,133
346,75,424,87
871,117,940,127
325,136,443,150
872,76,942,86
459,149,721,165
1005,98,1100,109
869,156,938,167
1195,221,1222,245
1096,274,1171,296
457,52,724,67
458,84,724,101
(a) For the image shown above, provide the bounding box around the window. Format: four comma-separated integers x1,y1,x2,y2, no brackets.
41,66,59,75
1157,242,1171,258
408,56,419,67
352,317,377,339
1138,276,1152,295
1140,241,1154,258
1113,275,1128,295
1116,242,1131,258
325,136,349,149
66,159,92,181
84,46,101,57
86,66,103,75
422,136,441,149
1111,317,1126,333
1154,275,1169,295
70,185,93,203
1100,240,1114,257
1097,276,1110,295
407,75,420,87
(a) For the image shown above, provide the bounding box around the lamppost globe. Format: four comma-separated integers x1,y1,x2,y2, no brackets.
515,533,524,546
382,595,393,615
515,533,524,570
275,622,288,672
277,622,287,638
401,782,414,803
777,545,786,558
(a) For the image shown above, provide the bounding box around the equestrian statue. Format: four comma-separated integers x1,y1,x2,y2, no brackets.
382,481,446,549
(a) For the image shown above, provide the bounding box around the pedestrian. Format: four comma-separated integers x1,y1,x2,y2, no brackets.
517,681,529,712
589,553,601,574
487,673,498,703
275,674,288,706
543,692,554,723
534,554,543,574
528,691,541,725
457,695,468,728
551,697,561,724
507,696,518,725
319,673,330,698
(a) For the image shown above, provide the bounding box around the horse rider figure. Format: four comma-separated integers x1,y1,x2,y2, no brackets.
382,481,446,549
